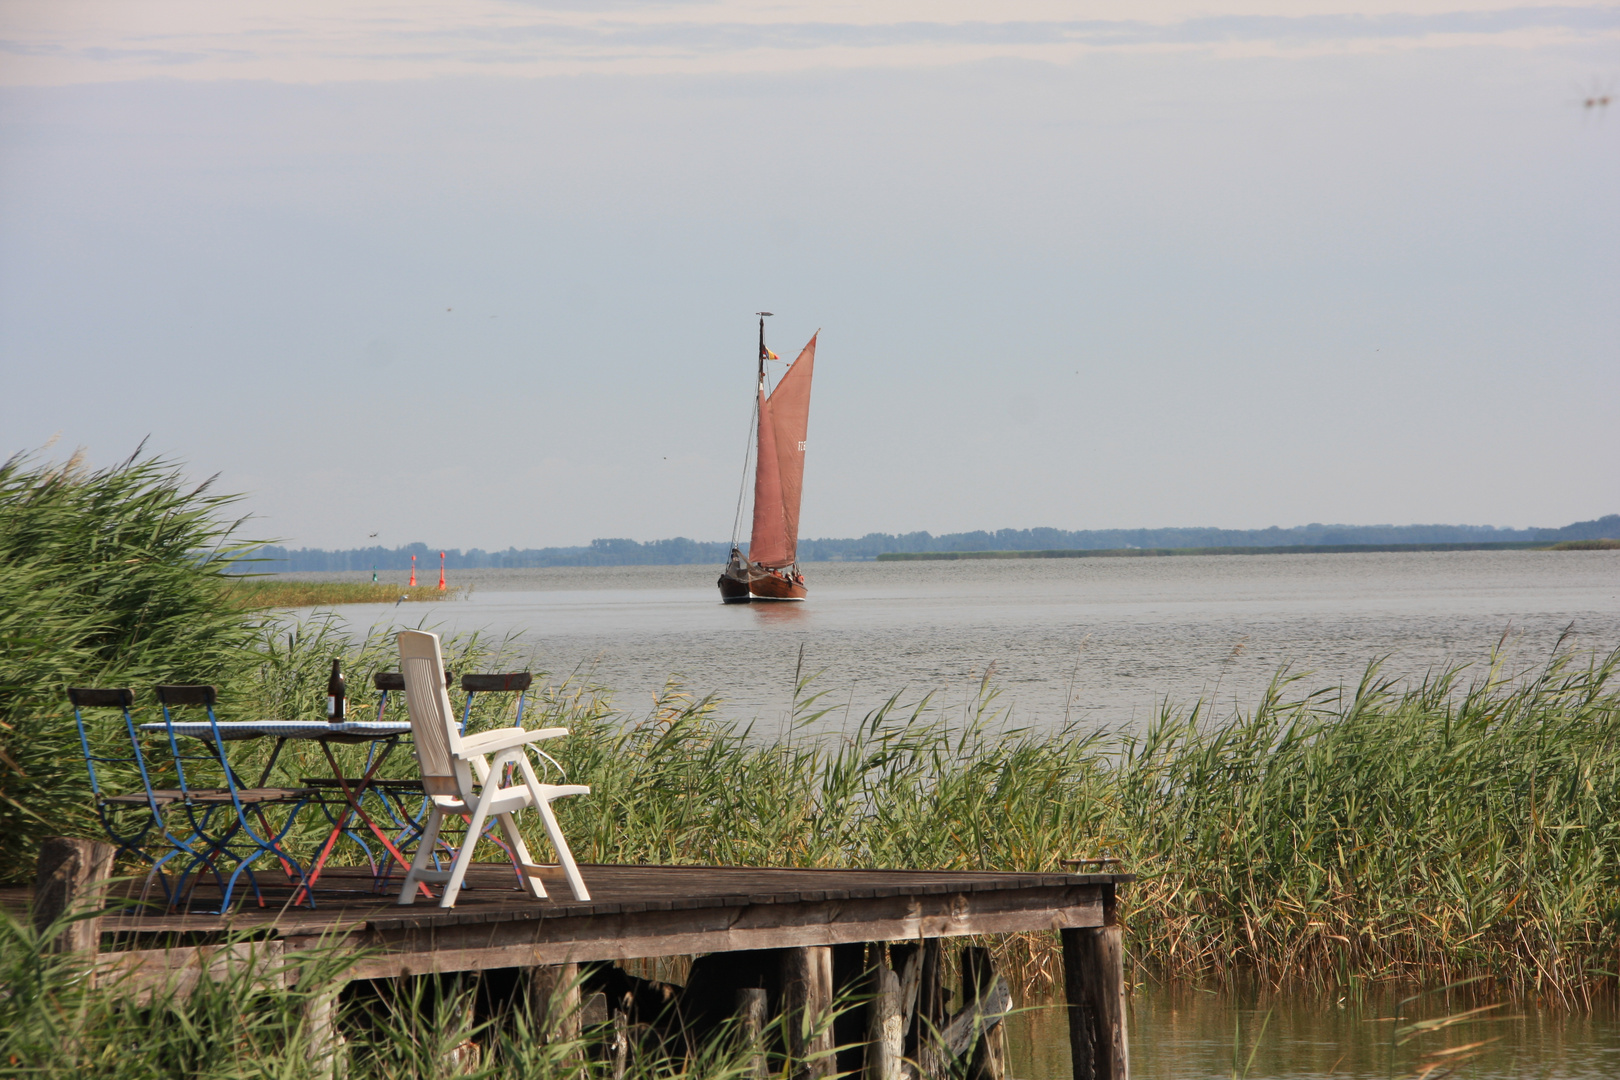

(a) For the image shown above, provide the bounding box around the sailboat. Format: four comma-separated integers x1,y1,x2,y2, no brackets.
718,314,817,603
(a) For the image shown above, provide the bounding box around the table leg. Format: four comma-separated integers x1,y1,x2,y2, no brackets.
295,739,431,904
256,737,289,787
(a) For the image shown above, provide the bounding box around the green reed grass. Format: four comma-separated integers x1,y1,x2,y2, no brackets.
264,628,1619,1003
1548,538,1620,550
0,447,270,880
7,445,1618,1004
222,580,465,609
2,906,797,1080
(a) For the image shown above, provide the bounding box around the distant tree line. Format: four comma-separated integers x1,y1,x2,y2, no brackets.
243,515,1619,571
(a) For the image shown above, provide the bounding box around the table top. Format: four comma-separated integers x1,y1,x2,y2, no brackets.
138,720,413,743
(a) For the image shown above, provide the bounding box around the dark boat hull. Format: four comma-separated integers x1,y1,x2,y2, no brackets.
718,565,753,603
717,560,808,602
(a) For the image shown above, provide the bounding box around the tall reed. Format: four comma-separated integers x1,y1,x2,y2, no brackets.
0,447,267,880
7,445,1617,1002
507,644,1619,1003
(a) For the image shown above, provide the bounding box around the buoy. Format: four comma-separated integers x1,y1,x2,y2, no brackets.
409,554,417,587
438,551,446,591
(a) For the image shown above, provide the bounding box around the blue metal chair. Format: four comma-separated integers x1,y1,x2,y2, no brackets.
68,687,204,908
154,684,315,912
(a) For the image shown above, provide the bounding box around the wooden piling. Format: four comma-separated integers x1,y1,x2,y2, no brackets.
910,938,948,1077
32,837,115,956
735,986,769,1080
962,946,1007,1080
781,945,835,1080
889,942,922,1038
530,962,583,1042
1061,926,1128,1080
303,984,347,1080
832,942,869,1077
863,964,904,1080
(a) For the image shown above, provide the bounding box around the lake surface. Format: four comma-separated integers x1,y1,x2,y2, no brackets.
1008,983,1620,1080
294,550,1620,1075
292,549,1619,736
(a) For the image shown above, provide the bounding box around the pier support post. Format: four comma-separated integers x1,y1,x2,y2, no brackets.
303,983,348,1080
781,945,835,1080
530,962,582,1042
32,837,115,956
532,962,585,1080
1061,926,1128,1080
962,946,1007,1080
863,963,904,1080
909,938,948,1075
735,986,769,1080
832,942,869,1077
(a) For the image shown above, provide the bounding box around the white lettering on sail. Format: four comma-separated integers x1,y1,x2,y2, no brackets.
798,441,807,451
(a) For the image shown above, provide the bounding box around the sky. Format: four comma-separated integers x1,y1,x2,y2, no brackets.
1,2,1616,551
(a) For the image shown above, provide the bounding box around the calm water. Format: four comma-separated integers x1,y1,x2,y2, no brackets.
1007,984,1620,1080
297,550,1619,736
295,550,1620,1076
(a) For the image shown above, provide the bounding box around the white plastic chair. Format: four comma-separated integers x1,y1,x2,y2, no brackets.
394,630,592,907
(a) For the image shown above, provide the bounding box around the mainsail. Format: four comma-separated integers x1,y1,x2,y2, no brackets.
748,333,817,569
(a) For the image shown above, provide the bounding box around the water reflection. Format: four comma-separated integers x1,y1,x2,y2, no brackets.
747,601,810,626
1004,984,1620,1079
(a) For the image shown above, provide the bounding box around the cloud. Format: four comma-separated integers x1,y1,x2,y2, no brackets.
3,1,1616,85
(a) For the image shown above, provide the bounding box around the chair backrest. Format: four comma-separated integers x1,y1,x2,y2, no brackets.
68,688,144,799
460,672,533,732
397,630,472,799
154,684,229,795
461,673,532,693
156,684,218,707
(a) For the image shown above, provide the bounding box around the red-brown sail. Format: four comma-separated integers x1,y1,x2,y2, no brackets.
748,333,816,569
767,333,816,566
748,386,790,568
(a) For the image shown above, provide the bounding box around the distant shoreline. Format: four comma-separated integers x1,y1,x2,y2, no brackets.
876,539,1619,561
247,515,1619,571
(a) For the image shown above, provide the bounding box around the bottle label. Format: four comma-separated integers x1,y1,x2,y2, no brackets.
327,695,337,719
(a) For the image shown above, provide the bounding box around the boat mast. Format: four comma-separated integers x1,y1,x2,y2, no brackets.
731,313,772,557
756,311,772,393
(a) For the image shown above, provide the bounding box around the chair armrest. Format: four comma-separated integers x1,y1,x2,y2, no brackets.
457,726,568,756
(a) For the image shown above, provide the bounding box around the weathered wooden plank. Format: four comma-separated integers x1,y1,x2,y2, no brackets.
80,867,1129,995
304,978,347,1080
340,910,1096,979
86,866,1134,944
941,976,1010,1060
91,940,289,1004
343,887,1103,972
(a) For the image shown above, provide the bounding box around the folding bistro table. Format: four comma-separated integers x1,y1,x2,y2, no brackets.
139,719,419,902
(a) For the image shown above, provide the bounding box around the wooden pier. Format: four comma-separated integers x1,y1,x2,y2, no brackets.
20,841,1132,1080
